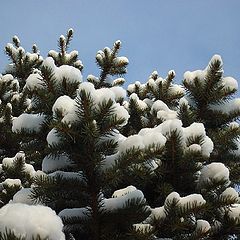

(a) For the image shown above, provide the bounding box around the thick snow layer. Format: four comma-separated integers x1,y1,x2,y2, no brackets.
164,192,181,204
222,77,238,91
220,187,239,199
199,162,230,186
25,73,45,91
110,86,126,100
52,95,76,117
55,65,82,84
169,84,185,96
147,192,205,224
42,154,74,173
113,56,129,66
118,129,166,153
77,82,130,125
47,128,61,146
112,185,137,198
42,57,56,71
101,153,119,170
12,188,36,205
2,178,21,187
179,194,206,207
95,88,116,104
58,207,89,220
113,103,130,125
2,152,37,178
52,96,78,125
42,57,82,85
183,123,214,157
0,203,65,240
103,186,144,211
12,113,46,133
228,204,240,220
157,119,183,137
113,77,125,85
151,100,177,120
149,206,166,220
184,55,223,86
130,93,148,110
196,219,211,233
165,192,205,208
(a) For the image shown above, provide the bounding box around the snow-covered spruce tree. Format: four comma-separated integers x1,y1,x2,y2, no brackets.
29,42,161,240
178,55,240,183
0,29,83,207
0,31,240,240
123,70,184,136
4,35,43,87
11,30,83,169
48,28,83,70
87,40,128,89
0,37,39,160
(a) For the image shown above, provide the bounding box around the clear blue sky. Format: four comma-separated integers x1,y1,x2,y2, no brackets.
1,0,240,86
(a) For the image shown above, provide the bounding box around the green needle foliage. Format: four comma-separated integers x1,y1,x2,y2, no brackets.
0,31,240,240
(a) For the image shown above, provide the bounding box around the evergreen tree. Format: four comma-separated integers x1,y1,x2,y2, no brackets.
178,55,240,183
0,31,240,240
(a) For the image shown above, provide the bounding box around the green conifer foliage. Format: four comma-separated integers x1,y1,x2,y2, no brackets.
180,55,240,183
5,36,43,87
0,32,240,240
48,29,83,71
87,40,128,89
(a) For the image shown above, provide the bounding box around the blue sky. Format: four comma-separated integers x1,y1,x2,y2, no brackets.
1,0,240,86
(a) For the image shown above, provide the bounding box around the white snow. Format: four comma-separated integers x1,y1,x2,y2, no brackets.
149,206,166,220
95,88,115,104
112,185,137,198
12,188,36,205
55,65,82,84
12,113,46,133
113,77,125,85
184,55,223,87
0,203,65,240
164,192,181,204
42,57,56,71
130,93,148,110
2,152,37,178
58,207,89,220
110,86,126,100
220,187,239,199
42,154,74,173
198,162,230,186
112,103,130,125
52,95,76,118
133,223,153,233
42,57,82,85
195,219,211,233
113,56,129,66
151,100,177,120
103,186,145,211
169,84,185,96
87,74,99,83
46,128,61,146
179,194,206,207
2,178,21,187
222,76,238,91
228,204,240,221
157,119,183,137
25,73,45,91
